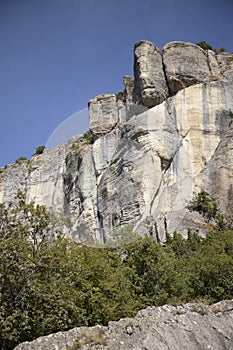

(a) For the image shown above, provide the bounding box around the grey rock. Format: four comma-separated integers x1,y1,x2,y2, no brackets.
133,40,169,107
14,300,233,350
217,52,233,77
0,145,67,212
162,41,211,94
88,94,119,136
123,75,134,103
199,119,233,217
1,79,233,242
207,50,220,80
1,40,233,243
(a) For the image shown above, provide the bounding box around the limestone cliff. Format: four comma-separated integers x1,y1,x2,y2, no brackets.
1,40,233,242
13,300,233,350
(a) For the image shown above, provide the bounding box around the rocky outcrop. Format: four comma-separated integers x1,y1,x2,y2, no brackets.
133,40,169,107
0,145,67,211
1,40,233,242
162,41,211,94
199,116,233,217
132,40,233,105
88,94,119,136
13,300,233,350
123,75,134,103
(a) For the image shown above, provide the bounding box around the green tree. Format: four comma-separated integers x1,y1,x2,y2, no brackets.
0,192,80,349
1,192,233,349
188,189,218,220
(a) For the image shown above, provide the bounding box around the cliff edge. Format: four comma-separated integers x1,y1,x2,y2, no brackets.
1,40,233,242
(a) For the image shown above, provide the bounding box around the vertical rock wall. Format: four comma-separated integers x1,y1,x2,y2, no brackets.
133,40,169,107
1,40,233,242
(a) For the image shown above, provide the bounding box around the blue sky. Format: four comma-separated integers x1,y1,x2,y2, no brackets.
0,0,233,166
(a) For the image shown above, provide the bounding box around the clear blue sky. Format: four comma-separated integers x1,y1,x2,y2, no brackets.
1,0,233,166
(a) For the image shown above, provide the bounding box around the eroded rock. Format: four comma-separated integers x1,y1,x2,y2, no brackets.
1,40,233,242
133,40,169,107
162,41,211,94
14,300,233,350
88,94,119,136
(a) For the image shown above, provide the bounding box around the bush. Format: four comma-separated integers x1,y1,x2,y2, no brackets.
83,131,93,144
116,91,124,101
218,47,226,53
197,42,227,54
188,190,218,220
196,41,213,51
15,156,27,164
34,145,45,155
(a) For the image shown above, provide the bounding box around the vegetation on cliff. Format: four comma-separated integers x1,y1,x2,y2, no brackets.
0,192,233,349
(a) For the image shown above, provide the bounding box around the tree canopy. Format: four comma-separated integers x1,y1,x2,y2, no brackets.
0,192,233,349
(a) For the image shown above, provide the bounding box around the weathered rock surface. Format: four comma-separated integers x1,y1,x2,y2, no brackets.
0,145,67,211
1,40,233,242
88,94,119,136
133,40,169,107
123,75,134,103
199,118,233,217
14,300,233,350
162,41,211,94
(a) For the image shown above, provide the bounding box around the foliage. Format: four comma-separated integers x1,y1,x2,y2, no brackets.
229,110,233,118
15,157,27,164
187,189,218,220
0,193,233,349
218,47,226,53
34,145,45,155
83,131,93,144
196,41,213,50
196,41,227,53
116,91,124,101
103,224,139,248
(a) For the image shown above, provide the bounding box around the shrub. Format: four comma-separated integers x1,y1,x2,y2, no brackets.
116,91,124,101
218,47,226,53
196,41,213,51
188,190,218,220
83,131,93,144
15,156,27,164
34,145,45,155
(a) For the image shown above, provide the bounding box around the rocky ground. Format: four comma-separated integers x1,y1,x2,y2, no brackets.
14,300,233,350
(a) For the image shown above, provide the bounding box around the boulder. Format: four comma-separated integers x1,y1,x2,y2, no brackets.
163,41,211,94
88,94,119,136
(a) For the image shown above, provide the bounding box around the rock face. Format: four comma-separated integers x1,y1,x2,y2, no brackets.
1,40,233,242
199,117,233,217
13,300,233,350
133,40,169,107
88,94,119,136
123,75,134,103
162,41,211,94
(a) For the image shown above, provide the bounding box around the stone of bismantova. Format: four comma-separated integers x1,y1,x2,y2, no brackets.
1,40,233,243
